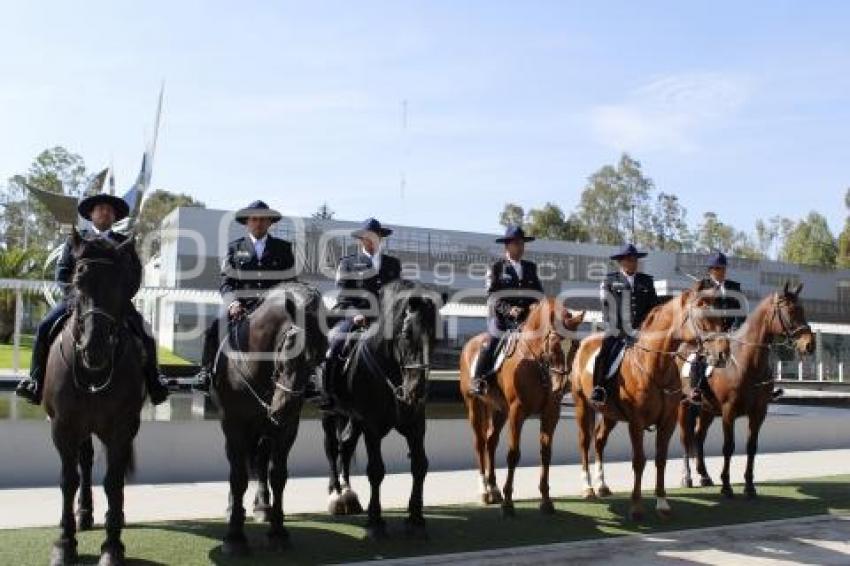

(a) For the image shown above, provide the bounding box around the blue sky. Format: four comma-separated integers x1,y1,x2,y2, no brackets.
1,1,848,237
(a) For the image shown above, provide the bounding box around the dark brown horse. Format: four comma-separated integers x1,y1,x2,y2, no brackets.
571,286,730,520
42,232,144,566
459,298,585,516
212,281,326,555
678,283,814,497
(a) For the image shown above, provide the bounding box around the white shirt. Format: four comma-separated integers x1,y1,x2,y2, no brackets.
710,275,727,297
621,270,635,289
505,254,523,279
249,233,268,258
89,225,113,240
362,246,382,272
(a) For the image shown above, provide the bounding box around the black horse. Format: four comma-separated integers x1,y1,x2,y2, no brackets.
43,232,145,566
211,281,327,555
322,279,439,539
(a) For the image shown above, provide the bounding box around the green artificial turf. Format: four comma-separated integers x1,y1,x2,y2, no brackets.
0,475,847,565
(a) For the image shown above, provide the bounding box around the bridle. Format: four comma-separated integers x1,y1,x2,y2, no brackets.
729,296,811,352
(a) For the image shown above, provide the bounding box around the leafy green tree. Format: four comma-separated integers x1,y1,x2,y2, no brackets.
837,189,850,269
0,248,45,342
135,190,205,260
577,153,653,245
524,202,588,241
780,212,837,267
695,211,737,253
312,202,335,221
499,203,525,229
0,147,90,250
644,192,692,252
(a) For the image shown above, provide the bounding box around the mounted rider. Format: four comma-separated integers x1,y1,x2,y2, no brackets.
687,250,746,404
470,225,544,397
15,192,170,405
194,200,296,392
591,243,660,406
316,218,401,410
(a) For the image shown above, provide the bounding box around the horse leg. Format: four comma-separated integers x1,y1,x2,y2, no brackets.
678,404,694,488
76,436,95,531
253,437,272,523
743,409,767,499
99,434,136,566
466,396,490,504
719,410,736,498
538,401,558,515
575,394,596,499
403,422,429,538
593,417,617,498
500,403,524,518
627,421,647,521
363,430,387,540
695,412,715,486
338,420,363,515
322,415,344,513
222,421,251,556
266,433,293,550
50,429,81,566
654,416,677,519
484,408,506,504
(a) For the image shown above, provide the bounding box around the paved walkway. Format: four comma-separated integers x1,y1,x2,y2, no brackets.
348,514,850,565
1,448,847,530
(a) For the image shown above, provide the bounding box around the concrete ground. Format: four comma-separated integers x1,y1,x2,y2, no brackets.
1,448,847,530
349,514,850,565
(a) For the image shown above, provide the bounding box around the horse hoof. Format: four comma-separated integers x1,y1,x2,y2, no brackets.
539,499,556,515
629,506,645,522
404,518,428,540
253,504,273,523
483,490,503,505
340,489,363,515
656,507,673,520
98,542,126,566
266,528,291,551
50,541,78,566
720,485,734,499
500,502,516,518
222,536,251,557
744,486,758,499
582,488,597,500
597,485,612,498
77,511,94,531
700,476,715,487
365,521,388,541
681,477,693,488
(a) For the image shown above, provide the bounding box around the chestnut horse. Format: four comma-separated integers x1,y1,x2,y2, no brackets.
571,286,729,520
678,283,814,497
459,297,585,516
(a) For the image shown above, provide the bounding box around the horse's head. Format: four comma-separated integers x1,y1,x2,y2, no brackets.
268,283,329,421
525,298,586,392
769,282,814,356
70,229,134,371
381,280,440,406
677,285,731,367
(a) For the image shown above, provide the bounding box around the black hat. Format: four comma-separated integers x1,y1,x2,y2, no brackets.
351,217,393,238
77,194,130,222
496,225,535,244
610,243,648,260
235,200,282,225
706,251,728,268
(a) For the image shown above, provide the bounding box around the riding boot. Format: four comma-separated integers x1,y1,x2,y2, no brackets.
688,357,705,405
471,337,498,396
317,357,337,411
142,335,169,406
193,322,219,393
15,335,50,405
590,352,607,405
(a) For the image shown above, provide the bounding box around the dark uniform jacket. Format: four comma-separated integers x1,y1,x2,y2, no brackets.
698,277,745,332
219,235,296,307
56,229,142,299
601,271,659,336
334,252,402,318
486,258,544,331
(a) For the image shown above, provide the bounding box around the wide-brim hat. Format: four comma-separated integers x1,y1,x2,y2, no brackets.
706,251,728,268
235,200,282,225
610,243,648,260
77,193,130,222
351,217,393,238
496,225,535,244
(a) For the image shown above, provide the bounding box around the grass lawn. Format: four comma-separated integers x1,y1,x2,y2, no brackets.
0,335,192,368
0,475,847,565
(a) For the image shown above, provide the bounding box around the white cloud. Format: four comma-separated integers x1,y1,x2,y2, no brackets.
589,72,751,153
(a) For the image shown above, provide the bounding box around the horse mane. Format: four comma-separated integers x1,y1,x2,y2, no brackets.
370,279,438,347
262,281,328,358
639,288,694,332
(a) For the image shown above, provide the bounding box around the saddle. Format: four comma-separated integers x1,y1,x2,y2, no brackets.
471,329,520,377
586,339,628,381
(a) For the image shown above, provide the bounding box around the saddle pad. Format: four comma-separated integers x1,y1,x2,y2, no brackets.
681,352,714,379
470,331,519,378
585,345,627,380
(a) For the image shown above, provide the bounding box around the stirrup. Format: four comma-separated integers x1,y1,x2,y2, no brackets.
470,377,488,397
590,386,607,406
